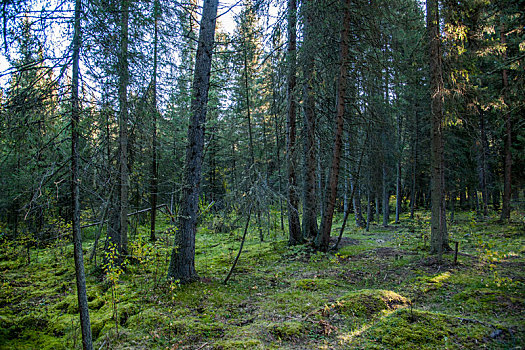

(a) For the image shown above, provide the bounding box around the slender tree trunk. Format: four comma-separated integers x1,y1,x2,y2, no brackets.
375,194,380,223
366,187,372,231
118,0,130,256
167,0,218,283
242,37,264,242
149,0,159,241
316,0,351,251
351,175,365,228
382,164,389,227
71,0,93,347
272,75,285,231
286,0,302,245
500,26,512,222
478,111,488,217
410,110,418,219
302,0,318,240
427,0,448,257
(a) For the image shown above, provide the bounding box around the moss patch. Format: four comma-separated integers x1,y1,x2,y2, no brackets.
268,321,305,340
332,289,408,318
356,308,506,349
213,338,263,350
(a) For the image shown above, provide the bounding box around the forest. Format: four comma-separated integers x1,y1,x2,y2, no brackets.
0,0,523,348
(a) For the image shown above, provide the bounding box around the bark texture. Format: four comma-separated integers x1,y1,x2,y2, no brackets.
500,26,512,222
427,0,448,257
71,0,93,346
316,0,351,251
150,0,159,241
117,0,130,256
167,0,218,283
286,0,302,245
301,0,318,240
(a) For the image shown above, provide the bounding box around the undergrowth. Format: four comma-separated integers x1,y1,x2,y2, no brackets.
0,209,523,349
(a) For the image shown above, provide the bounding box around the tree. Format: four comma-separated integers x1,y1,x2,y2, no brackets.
70,0,93,346
427,0,448,257
149,0,160,241
499,24,511,222
117,0,130,257
300,0,319,240
286,0,302,245
167,0,219,283
316,0,351,251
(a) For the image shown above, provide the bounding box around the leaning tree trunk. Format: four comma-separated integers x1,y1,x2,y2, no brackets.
167,0,218,283
286,0,302,245
71,0,93,347
427,0,448,258
316,0,351,251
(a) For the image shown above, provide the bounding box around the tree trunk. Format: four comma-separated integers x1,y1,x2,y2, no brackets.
71,0,93,346
351,175,365,228
286,0,302,245
316,0,351,251
500,26,512,222
427,0,448,257
410,110,418,219
272,73,285,231
375,194,380,223
366,187,372,231
118,0,130,256
478,111,488,217
302,0,318,240
149,0,159,242
167,0,218,283
382,163,389,227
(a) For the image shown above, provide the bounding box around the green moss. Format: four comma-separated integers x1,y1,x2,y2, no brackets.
88,297,105,310
261,290,323,315
268,321,305,340
54,293,78,314
0,330,66,350
47,314,73,337
337,244,369,258
356,308,498,349
213,338,263,350
333,289,408,318
125,307,169,330
118,302,139,325
295,278,334,291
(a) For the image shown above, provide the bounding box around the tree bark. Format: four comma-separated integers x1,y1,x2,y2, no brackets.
427,0,448,257
286,0,302,245
316,0,351,251
167,0,218,283
71,0,93,346
149,0,159,241
382,162,389,227
410,110,418,219
351,175,366,228
478,110,488,216
500,26,512,222
301,0,318,240
117,0,130,256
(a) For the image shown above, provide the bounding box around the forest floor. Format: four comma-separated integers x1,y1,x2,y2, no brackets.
0,209,524,349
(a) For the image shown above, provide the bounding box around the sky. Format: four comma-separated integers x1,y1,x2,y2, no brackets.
0,0,280,89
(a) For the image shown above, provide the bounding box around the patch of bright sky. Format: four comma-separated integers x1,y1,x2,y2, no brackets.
0,0,281,89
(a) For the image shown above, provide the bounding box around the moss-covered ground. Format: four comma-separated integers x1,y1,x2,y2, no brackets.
0,209,523,349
